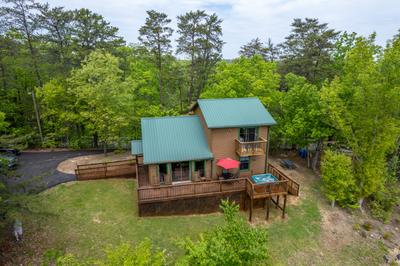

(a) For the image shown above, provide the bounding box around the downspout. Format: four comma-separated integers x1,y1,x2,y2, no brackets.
264,127,270,173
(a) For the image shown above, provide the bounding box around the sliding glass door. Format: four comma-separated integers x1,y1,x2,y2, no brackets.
171,161,190,182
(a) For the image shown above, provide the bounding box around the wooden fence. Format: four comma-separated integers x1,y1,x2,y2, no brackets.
75,159,136,181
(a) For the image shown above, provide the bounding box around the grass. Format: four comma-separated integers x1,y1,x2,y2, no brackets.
23,180,224,261
19,178,387,265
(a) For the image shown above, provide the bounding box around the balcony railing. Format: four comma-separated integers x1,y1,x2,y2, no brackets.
235,137,267,156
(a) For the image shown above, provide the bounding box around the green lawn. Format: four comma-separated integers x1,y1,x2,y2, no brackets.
24,180,224,261
20,179,386,265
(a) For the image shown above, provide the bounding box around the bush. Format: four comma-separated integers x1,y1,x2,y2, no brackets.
369,156,400,222
362,221,373,231
178,200,268,266
56,239,165,266
321,149,358,208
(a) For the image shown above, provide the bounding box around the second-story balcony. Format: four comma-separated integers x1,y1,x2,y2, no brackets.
235,137,268,157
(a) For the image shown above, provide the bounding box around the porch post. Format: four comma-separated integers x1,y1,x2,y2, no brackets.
282,195,287,219
249,196,253,222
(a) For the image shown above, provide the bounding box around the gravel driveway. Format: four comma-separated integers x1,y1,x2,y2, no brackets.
1,150,101,193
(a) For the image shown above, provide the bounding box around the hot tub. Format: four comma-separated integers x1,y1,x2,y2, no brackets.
251,173,278,184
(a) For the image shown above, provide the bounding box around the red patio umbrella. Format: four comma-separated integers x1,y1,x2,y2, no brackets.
217,157,240,169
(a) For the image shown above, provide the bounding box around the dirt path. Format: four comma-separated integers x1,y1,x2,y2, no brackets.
269,154,364,256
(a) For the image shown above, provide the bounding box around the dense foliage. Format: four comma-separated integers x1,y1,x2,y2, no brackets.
178,200,268,266
321,150,357,208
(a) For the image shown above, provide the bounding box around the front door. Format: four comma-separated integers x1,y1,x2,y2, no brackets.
172,161,190,182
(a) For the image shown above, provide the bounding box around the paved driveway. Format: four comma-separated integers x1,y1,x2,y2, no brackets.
1,150,101,193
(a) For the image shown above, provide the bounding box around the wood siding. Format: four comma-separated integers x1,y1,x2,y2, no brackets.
210,126,268,178
194,107,212,149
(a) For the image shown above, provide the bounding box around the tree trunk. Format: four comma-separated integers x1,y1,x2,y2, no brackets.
103,142,107,156
331,200,335,208
359,198,365,212
312,140,323,171
306,147,311,168
93,132,99,148
0,61,7,90
31,90,43,144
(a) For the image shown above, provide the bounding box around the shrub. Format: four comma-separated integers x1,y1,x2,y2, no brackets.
178,200,268,266
321,149,358,208
369,156,400,222
56,240,165,266
362,221,373,231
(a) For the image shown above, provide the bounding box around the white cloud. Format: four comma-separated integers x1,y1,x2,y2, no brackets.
36,0,400,58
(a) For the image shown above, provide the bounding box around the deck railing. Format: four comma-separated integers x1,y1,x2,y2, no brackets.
235,137,267,156
268,163,300,196
137,178,246,203
137,163,300,204
245,177,288,199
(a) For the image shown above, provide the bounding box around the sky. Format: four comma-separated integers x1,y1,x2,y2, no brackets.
37,0,400,59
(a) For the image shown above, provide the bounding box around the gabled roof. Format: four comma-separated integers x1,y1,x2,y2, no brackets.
131,140,143,155
141,116,213,164
196,97,277,128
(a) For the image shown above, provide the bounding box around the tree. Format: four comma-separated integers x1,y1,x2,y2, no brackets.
38,4,74,73
178,200,268,265
0,111,8,133
265,38,279,62
239,38,269,59
69,50,133,153
321,36,400,208
177,10,223,104
201,55,280,108
321,150,357,208
1,0,44,143
279,18,340,85
138,10,173,107
71,8,124,64
278,73,333,170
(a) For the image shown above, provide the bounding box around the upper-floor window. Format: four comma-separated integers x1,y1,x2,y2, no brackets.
239,127,258,142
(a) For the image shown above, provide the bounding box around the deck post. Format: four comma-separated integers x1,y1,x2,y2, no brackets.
266,197,270,220
249,197,253,222
276,195,279,209
282,195,287,219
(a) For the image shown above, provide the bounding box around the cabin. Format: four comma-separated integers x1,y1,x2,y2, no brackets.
132,97,299,220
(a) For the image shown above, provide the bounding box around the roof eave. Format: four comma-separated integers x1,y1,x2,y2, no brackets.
208,122,277,129
143,155,214,165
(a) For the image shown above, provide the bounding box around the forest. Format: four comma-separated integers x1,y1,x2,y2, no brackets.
0,0,399,227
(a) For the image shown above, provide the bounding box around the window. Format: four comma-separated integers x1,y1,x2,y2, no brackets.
239,157,249,171
194,160,205,177
172,161,190,182
159,163,168,184
239,127,257,142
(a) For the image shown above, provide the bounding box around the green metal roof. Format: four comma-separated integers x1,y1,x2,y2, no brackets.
131,140,143,155
197,97,276,128
141,116,213,164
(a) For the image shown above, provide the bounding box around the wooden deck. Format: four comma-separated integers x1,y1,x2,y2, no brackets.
136,163,300,219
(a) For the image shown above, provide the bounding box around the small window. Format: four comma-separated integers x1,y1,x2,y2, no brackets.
239,157,249,171
159,163,168,184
